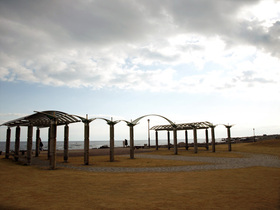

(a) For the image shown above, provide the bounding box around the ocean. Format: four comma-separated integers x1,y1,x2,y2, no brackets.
0,138,212,151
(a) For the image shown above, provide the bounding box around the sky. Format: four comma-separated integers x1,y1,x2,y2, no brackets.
0,0,280,143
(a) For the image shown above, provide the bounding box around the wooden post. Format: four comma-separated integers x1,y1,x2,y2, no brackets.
155,130,159,150
64,124,69,163
48,127,50,160
211,126,216,152
109,123,114,162
185,130,189,150
49,120,57,170
193,127,198,153
84,121,90,165
15,126,20,161
227,126,232,152
167,130,170,150
205,129,209,151
173,128,178,155
27,124,33,165
129,125,134,159
5,127,11,159
35,127,40,157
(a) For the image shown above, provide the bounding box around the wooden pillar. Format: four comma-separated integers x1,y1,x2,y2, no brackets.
109,123,114,162
84,121,90,165
35,127,40,157
5,127,11,159
48,127,50,160
227,126,232,152
49,120,57,170
185,130,189,150
129,125,134,159
211,126,216,152
155,130,159,150
167,130,170,150
14,126,20,161
173,128,178,155
27,124,33,165
64,124,69,163
193,127,198,153
205,129,209,151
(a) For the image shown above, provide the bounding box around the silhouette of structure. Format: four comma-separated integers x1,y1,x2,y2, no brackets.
1,110,233,169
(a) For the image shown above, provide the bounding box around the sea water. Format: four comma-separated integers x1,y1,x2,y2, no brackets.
0,138,214,151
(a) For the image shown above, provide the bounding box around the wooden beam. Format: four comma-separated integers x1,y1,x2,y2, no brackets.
155,130,158,150
173,128,178,155
211,126,216,153
84,122,90,165
129,125,134,159
64,124,69,163
14,126,20,161
109,124,114,162
27,124,33,165
205,129,209,151
35,127,40,157
49,120,57,169
227,126,232,152
5,127,11,159
48,127,50,160
193,127,198,153
167,130,170,150
185,130,189,150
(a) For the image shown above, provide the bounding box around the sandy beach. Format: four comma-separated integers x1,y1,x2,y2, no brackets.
0,139,280,209
55,147,152,157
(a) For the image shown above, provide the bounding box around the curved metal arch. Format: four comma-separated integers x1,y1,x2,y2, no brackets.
131,114,176,128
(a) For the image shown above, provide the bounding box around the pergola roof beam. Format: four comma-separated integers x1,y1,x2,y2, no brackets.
1,110,80,127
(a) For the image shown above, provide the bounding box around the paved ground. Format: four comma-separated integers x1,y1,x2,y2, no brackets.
27,151,280,173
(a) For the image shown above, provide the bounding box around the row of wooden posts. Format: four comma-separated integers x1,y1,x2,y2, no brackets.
154,125,232,153
4,120,233,170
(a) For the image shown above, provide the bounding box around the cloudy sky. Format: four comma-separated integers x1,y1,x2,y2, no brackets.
0,0,279,142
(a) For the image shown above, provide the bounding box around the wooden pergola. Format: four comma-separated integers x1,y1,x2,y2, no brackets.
151,121,233,153
2,112,233,170
2,110,80,169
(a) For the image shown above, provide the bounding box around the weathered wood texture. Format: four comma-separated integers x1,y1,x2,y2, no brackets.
5,127,11,159
27,125,33,165
211,126,216,153
84,122,89,165
64,124,69,163
129,125,134,159
110,124,114,162
185,130,189,150
205,129,209,151
35,127,40,157
155,131,159,150
193,127,198,153
173,128,178,155
14,126,20,161
49,120,57,169
167,131,170,150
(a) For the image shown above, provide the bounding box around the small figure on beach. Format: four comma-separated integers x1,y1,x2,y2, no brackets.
39,138,43,151
125,139,128,147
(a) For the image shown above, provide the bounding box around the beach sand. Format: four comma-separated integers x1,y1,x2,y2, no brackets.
55,147,152,157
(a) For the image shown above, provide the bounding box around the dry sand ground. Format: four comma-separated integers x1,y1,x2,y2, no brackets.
0,140,280,209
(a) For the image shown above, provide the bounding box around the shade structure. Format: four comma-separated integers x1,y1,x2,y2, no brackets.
1,110,80,127
1,110,81,169
150,121,213,131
